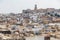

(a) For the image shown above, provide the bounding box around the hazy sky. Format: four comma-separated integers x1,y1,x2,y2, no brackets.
0,0,60,13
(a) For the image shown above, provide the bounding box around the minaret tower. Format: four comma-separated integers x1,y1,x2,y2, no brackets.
34,4,37,10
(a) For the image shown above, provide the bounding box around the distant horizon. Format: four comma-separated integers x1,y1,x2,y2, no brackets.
0,0,60,13
0,8,60,14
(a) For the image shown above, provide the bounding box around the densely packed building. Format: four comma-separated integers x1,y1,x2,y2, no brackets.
0,5,60,40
